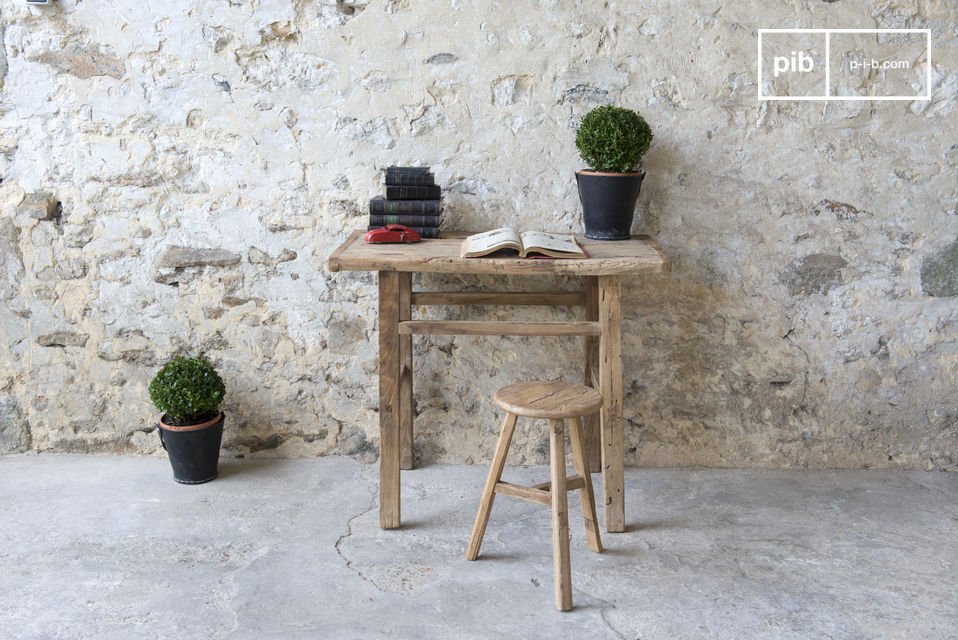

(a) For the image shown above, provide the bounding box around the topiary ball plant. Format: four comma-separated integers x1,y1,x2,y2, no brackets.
149,356,225,426
575,105,653,173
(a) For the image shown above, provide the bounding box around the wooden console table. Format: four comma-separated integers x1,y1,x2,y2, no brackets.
328,231,670,532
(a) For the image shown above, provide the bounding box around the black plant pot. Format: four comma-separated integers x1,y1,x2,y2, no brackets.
158,412,224,484
576,170,646,240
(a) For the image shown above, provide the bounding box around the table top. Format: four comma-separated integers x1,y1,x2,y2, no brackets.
328,230,670,276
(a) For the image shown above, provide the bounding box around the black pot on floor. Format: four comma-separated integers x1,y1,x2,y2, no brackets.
158,412,225,484
576,170,646,240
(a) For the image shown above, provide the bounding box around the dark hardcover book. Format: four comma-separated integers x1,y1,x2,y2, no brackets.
386,166,430,174
369,197,442,215
385,172,435,187
368,225,441,239
386,185,442,200
369,214,443,227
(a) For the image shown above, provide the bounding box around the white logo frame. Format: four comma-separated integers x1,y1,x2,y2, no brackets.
757,28,932,101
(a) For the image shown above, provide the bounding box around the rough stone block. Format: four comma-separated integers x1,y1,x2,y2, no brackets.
409,106,444,137
202,25,233,53
0,25,6,91
35,259,87,282
34,44,124,80
36,331,90,348
813,199,866,221
249,247,297,266
424,53,457,64
211,73,232,93
781,254,849,295
16,194,58,221
156,246,242,269
0,396,28,453
248,247,271,265
561,84,611,105
921,238,958,297
0,218,23,301
335,116,397,149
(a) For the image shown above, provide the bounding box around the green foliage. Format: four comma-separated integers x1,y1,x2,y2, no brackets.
149,356,225,423
575,105,653,173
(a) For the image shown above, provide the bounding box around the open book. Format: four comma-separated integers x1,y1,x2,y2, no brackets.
460,227,586,259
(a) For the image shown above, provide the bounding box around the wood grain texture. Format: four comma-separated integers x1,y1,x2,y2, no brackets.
399,272,414,470
494,481,551,505
326,234,355,272
466,412,518,561
493,380,603,419
569,416,603,554
328,230,669,277
378,272,401,529
495,476,587,505
598,275,625,533
410,291,586,306
583,275,601,473
550,419,573,611
398,320,600,337
531,476,586,492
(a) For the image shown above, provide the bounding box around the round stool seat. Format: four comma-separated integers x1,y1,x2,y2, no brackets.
493,380,603,419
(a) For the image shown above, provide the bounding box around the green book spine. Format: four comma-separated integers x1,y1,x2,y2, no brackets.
369,214,442,227
384,172,436,186
385,166,430,174
369,198,442,215
385,185,441,200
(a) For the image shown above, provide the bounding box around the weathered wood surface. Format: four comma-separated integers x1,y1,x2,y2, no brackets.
492,380,603,419
378,272,402,529
494,481,553,505
466,412,518,561
583,276,601,472
399,273,414,471
550,418,573,611
598,275,625,533
398,320,601,337
329,230,670,276
410,291,586,306
569,416,603,553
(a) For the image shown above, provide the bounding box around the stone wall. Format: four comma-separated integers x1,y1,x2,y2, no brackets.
0,0,955,470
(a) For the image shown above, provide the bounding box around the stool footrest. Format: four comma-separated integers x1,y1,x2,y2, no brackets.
532,476,586,492
495,476,585,505
399,320,601,336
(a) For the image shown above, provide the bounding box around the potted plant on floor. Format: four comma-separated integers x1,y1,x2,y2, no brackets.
149,355,226,484
575,105,653,240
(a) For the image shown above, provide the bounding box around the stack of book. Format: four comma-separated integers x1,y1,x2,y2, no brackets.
368,166,442,239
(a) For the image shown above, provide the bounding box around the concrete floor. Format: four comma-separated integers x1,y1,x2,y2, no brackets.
0,455,956,640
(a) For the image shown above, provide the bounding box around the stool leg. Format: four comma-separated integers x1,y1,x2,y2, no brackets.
569,416,603,553
550,419,573,611
466,412,518,561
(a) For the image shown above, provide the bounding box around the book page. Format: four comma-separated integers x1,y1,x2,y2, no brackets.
519,231,583,255
461,227,521,256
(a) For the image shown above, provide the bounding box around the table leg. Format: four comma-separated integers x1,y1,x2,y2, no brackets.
399,273,414,470
598,275,625,533
583,276,601,473
378,271,402,529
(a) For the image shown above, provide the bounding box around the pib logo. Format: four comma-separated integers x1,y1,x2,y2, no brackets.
758,30,827,98
772,51,815,77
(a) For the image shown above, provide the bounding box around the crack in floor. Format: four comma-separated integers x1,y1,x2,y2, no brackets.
578,586,628,640
908,475,958,505
333,465,383,591
599,604,628,640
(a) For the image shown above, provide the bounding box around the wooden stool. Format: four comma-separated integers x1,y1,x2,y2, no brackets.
466,380,604,611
